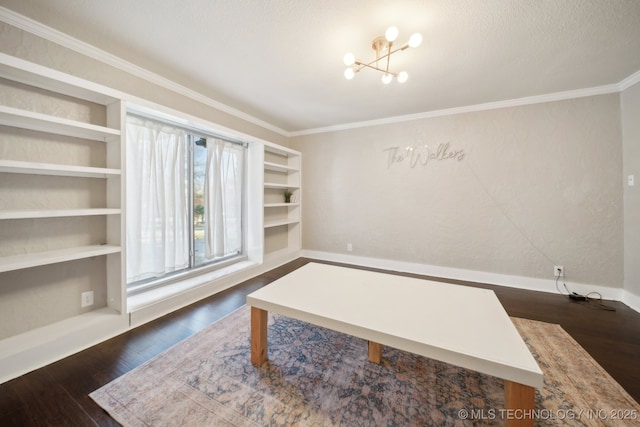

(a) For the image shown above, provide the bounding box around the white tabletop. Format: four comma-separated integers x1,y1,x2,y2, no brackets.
247,262,543,388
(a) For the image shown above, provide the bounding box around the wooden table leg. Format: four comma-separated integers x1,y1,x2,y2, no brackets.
251,307,268,365
368,341,382,364
504,381,535,427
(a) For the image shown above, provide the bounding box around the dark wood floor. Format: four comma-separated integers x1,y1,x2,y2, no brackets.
1,258,639,426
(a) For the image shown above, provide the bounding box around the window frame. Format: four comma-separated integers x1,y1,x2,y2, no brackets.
125,113,248,295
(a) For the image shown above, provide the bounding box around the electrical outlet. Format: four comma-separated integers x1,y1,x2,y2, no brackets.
347,243,353,252
554,265,564,278
81,291,94,308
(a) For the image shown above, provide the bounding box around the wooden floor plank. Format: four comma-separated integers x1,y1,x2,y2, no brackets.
0,257,638,426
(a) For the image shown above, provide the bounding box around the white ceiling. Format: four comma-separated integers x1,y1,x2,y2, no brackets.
2,0,640,134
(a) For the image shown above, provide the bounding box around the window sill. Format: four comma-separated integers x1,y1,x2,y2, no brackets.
127,259,258,313
127,255,247,296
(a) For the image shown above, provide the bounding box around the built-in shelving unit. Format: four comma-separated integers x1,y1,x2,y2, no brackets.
263,143,301,259
0,53,128,383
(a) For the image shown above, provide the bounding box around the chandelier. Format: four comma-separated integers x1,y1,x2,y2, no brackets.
343,26,423,84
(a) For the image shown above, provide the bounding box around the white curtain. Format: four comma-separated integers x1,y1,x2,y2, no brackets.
126,116,189,283
204,138,243,260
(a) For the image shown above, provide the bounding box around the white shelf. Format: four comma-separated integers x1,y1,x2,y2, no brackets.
264,203,300,208
264,143,298,157
264,218,300,228
264,182,299,190
0,307,123,359
264,161,299,173
0,306,129,383
0,209,121,220
0,105,120,141
0,53,121,106
0,244,121,273
0,159,120,178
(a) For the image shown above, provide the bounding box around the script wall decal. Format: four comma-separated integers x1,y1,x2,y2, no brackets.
384,142,465,169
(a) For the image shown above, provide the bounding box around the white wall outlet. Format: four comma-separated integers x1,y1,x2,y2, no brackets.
347,243,353,252
81,291,94,308
628,175,635,187
554,265,564,278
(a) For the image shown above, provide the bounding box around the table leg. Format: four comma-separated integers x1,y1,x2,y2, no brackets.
251,307,268,365
504,381,535,427
368,341,382,363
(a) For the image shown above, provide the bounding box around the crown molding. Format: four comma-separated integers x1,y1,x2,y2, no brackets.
0,7,289,137
289,83,624,137
618,69,640,91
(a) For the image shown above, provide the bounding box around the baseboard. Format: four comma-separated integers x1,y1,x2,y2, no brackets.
622,290,640,313
302,250,632,308
0,309,129,385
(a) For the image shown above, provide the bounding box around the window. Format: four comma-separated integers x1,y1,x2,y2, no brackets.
126,115,245,289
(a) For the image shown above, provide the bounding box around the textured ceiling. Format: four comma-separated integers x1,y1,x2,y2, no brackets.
2,0,640,133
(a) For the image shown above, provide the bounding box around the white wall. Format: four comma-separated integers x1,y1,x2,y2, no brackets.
291,94,624,292
622,82,640,301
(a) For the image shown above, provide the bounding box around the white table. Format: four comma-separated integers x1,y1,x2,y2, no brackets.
247,263,543,426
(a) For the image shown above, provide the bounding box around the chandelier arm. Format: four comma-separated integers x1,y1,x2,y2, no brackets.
357,43,410,69
354,61,398,76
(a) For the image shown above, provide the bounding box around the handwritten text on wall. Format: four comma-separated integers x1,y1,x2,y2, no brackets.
384,142,465,169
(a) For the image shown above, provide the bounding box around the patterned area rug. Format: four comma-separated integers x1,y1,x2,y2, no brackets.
91,305,639,426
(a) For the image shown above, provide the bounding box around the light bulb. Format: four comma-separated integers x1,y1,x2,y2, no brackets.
408,33,423,48
343,52,355,66
344,68,355,80
385,26,399,42
381,73,393,84
397,71,408,83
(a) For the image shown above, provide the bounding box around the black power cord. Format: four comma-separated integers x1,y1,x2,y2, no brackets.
555,277,616,311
